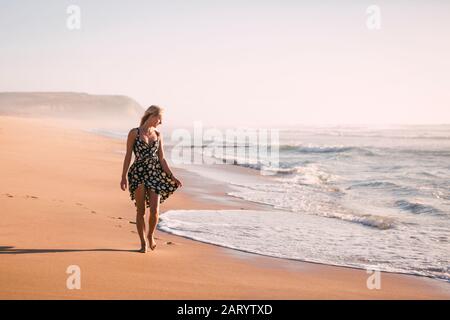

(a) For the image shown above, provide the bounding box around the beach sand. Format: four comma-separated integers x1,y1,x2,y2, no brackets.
0,115,449,299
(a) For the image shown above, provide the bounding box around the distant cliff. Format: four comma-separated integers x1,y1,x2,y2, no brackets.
0,92,145,124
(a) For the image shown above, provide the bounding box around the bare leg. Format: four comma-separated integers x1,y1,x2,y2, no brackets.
147,190,160,250
134,184,148,253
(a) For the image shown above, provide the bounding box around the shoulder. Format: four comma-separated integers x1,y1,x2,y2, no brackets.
128,127,138,138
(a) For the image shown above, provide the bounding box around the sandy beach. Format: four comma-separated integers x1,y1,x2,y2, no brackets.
0,115,449,300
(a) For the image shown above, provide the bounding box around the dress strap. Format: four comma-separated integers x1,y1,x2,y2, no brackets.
136,127,140,139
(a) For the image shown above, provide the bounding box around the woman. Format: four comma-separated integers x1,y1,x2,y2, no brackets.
120,105,182,253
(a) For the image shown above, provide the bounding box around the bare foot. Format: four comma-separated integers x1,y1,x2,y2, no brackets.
139,242,148,253
147,234,157,251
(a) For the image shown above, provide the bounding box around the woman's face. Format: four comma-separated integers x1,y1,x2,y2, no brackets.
157,114,163,126
149,114,162,127
151,115,162,127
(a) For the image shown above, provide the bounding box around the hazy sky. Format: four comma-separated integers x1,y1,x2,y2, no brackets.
1,0,449,126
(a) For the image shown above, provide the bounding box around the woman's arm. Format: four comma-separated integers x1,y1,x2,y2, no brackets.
120,128,137,190
157,132,182,186
157,132,174,177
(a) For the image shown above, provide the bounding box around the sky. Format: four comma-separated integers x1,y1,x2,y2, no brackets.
1,0,449,127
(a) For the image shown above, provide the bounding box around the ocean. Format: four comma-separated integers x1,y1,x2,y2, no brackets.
92,124,450,281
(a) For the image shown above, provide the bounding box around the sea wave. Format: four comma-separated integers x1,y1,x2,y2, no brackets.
279,144,361,154
322,212,395,230
317,132,450,140
185,141,373,154
346,181,400,190
345,181,416,195
190,140,449,158
159,206,449,282
227,186,395,230
394,199,443,215
253,143,377,156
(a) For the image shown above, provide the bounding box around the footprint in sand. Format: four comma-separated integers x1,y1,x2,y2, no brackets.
4,193,14,198
75,202,93,211
25,195,39,199
166,241,175,245
73,202,99,215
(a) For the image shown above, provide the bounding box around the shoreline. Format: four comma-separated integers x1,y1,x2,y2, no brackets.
1,115,449,299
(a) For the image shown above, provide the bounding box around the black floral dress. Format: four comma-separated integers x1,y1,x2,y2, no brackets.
127,127,179,208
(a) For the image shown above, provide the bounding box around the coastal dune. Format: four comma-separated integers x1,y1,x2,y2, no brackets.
0,92,143,130
0,114,449,299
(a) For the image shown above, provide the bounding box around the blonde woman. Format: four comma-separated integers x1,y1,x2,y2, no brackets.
120,105,182,253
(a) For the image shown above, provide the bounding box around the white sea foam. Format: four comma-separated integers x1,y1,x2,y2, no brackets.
159,209,450,281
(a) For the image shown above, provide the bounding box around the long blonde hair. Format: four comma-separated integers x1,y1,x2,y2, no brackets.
140,105,164,126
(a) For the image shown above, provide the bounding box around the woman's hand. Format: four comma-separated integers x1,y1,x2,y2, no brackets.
120,176,127,191
173,177,183,188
